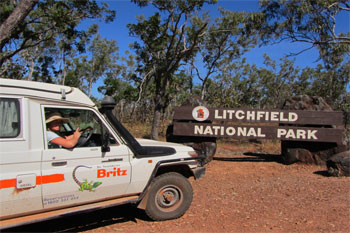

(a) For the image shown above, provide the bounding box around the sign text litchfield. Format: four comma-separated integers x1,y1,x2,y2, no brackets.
173,106,344,143
212,109,298,122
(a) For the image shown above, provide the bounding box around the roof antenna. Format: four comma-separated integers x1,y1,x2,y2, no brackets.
61,88,66,100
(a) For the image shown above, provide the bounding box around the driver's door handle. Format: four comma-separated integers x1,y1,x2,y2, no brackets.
102,158,123,163
52,161,67,166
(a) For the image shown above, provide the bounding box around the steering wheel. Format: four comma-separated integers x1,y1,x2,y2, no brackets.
75,127,94,147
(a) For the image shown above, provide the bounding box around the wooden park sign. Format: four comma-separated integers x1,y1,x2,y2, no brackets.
172,106,344,143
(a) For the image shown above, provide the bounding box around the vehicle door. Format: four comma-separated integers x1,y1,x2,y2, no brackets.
0,97,43,218
41,106,132,209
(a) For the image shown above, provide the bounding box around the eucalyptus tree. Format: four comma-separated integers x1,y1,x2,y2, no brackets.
206,54,303,109
306,61,350,107
258,0,350,55
192,8,259,101
205,58,261,108
98,73,138,121
0,0,115,68
256,55,300,108
240,0,350,109
0,57,26,79
98,76,138,104
292,67,313,96
128,0,216,140
64,56,89,88
56,24,99,85
97,52,139,112
84,34,119,97
317,39,350,108
0,0,38,54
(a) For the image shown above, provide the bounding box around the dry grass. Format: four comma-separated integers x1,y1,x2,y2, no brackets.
216,139,281,156
123,122,152,138
122,121,169,141
260,140,281,154
123,121,281,154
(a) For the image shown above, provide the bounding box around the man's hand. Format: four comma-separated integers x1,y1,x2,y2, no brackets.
80,126,93,132
73,128,82,139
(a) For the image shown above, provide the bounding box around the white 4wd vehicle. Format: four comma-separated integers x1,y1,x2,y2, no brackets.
0,79,205,229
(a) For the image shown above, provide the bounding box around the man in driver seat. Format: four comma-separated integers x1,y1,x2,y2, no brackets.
46,112,82,148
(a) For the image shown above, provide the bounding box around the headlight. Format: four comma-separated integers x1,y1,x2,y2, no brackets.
188,150,199,157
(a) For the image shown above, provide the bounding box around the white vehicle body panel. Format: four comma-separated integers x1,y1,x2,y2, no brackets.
0,79,202,229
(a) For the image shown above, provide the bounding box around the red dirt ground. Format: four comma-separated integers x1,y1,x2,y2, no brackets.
8,142,350,233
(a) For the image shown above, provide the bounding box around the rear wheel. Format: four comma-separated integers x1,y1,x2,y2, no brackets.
145,172,193,221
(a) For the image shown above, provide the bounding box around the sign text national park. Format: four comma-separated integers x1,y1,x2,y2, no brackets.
172,106,344,143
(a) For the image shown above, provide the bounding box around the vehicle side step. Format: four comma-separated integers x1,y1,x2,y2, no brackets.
0,195,139,230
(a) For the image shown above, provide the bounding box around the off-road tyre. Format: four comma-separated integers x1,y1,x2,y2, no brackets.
145,172,193,221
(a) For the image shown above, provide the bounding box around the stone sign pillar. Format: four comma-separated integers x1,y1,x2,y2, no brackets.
281,95,348,165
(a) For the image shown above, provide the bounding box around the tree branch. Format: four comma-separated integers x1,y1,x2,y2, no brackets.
0,0,39,50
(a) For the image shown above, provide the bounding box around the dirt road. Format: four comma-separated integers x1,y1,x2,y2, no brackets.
7,144,350,232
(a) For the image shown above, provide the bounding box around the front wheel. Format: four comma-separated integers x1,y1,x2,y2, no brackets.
145,172,193,221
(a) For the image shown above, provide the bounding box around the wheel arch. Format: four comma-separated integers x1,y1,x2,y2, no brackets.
155,163,193,179
137,164,193,210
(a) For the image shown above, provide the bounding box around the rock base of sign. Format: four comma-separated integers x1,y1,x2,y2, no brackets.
281,141,341,165
327,151,350,177
281,95,348,165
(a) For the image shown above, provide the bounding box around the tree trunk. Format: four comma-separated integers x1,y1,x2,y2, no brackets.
88,79,92,97
120,101,124,121
27,45,40,81
200,85,206,101
151,105,162,140
62,65,66,85
27,59,35,81
151,74,169,140
61,52,66,85
200,74,210,101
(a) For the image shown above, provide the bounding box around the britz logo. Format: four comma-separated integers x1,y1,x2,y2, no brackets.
97,167,127,178
192,106,209,122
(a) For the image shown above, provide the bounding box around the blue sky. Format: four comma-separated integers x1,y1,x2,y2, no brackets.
82,0,350,98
